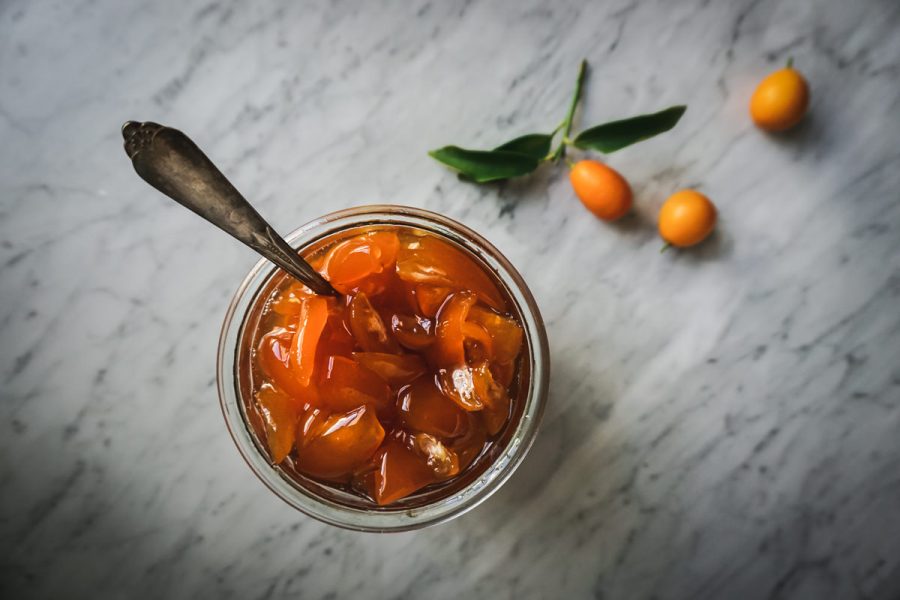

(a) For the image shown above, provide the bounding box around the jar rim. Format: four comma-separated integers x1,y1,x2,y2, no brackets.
217,205,550,531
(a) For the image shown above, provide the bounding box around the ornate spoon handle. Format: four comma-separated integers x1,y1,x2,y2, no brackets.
121,121,337,296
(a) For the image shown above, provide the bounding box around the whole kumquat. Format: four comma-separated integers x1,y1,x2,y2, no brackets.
658,189,717,248
569,159,633,221
750,61,809,132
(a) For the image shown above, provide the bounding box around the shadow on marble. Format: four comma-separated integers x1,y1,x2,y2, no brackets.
669,228,733,264
485,165,561,212
761,111,824,149
607,209,653,237
487,351,619,514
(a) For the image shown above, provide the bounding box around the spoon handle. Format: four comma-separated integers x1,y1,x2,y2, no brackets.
121,121,337,296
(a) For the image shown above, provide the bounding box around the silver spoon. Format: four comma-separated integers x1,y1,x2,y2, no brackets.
121,121,338,296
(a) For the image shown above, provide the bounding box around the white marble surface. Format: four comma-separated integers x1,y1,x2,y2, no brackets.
2,0,900,597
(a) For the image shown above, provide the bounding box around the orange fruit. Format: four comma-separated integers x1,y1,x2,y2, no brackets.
750,67,809,131
658,189,717,248
569,159,633,221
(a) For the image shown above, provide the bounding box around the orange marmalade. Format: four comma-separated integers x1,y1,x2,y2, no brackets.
241,225,524,505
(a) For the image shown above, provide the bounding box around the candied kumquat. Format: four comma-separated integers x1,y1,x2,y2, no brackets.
372,437,437,505
316,304,357,360
294,404,385,479
291,297,329,387
353,352,426,387
490,360,516,388
326,239,380,284
435,291,477,367
410,432,460,479
398,376,467,437
322,230,401,295
438,366,483,411
472,362,511,435
461,321,493,360
468,305,523,364
397,234,506,310
258,328,318,401
319,356,392,416
255,384,301,463
366,231,400,266
348,292,400,353
415,284,452,317
268,282,312,319
391,314,434,350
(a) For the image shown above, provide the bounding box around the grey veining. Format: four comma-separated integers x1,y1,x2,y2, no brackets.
1,0,899,598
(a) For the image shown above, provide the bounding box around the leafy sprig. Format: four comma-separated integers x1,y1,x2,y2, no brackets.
429,60,686,183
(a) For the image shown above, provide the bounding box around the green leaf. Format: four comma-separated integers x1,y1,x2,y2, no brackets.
573,105,687,153
493,133,553,160
428,146,541,183
554,59,588,160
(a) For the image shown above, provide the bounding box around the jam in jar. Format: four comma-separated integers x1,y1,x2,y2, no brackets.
242,225,524,505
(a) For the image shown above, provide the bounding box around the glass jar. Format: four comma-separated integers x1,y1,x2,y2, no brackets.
217,205,549,531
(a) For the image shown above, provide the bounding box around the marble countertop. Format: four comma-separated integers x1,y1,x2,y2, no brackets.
2,0,899,598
